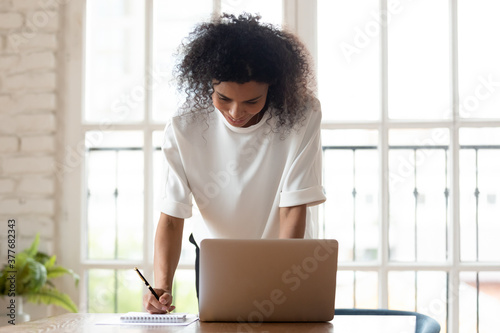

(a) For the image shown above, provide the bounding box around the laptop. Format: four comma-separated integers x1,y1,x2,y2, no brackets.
198,238,338,322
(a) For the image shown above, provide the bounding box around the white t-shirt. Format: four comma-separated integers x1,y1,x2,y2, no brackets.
160,98,326,242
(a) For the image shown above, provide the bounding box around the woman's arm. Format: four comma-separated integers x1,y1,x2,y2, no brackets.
279,204,307,238
143,212,184,313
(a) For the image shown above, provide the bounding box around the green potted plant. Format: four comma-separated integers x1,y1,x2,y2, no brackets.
0,233,80,320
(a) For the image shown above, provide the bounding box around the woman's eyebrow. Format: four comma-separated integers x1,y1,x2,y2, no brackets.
216,92,264,102
245,95,264,102
216,92,231,100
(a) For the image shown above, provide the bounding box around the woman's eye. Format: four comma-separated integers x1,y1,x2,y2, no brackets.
246,101,258,105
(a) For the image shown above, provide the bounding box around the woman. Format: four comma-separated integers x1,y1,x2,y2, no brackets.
144,13,326,314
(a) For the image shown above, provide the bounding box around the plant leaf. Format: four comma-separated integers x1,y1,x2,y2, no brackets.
35,252,52,266
0,268,8,295
18,258,47,293
43,255,57,269
14,252,28,273
24,233,40,257
47,266,80,287
25,287,78,313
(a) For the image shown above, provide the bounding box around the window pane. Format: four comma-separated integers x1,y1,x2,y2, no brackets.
172,269,199,313
389,271,416,311
87,269,143,313
460,272,500,333
389,129,449,262
336,271,355,308
86,130,144,148
335,271,378,309
460,272,478,332
460,127,500,146
321,130,379,262
477,272,500,333
389,271,447,330
416,272,448,332
459,148,477,262
85,0,145,123
221,0,282,25
458,0,500,119
87,151,117,260
86,132,144,260
460,128,500,262
388,0,449,120
152,1,213,123
116,150,144,259
318,0,380,121
355,271,378,309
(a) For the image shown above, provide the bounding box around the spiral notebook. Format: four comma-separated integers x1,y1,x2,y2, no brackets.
120,312,187,323
96,312,199,326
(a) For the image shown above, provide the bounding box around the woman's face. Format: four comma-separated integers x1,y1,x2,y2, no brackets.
212,81,269,128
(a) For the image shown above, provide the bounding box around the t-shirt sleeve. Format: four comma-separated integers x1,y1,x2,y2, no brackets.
159,121,193,218
279,99,327,208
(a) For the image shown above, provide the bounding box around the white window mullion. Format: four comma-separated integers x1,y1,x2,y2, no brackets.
379,0,390,310
456,119,500,128
449,0,460,331
292,0,318,80
321,122,380,130
213,0,221,17
283,0,297,32
143,0,154,279
145,0,153,124
60,0,87,312
144,125,154,275
83,262,145,270
144,125,154,274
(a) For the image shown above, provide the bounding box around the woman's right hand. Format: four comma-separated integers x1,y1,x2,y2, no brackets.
143,288,176,314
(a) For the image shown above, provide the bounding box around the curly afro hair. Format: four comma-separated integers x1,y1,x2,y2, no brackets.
174,13,315,132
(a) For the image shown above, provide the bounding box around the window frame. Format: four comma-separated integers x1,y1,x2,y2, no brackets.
61,0,500,331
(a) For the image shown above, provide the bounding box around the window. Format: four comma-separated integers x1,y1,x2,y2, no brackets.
317,0,500,332
63,0,500,332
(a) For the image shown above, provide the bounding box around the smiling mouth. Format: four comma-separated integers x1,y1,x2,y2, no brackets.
230,117,246,122
227,115,248,124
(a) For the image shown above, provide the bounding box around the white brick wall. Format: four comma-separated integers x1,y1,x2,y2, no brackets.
0,1,64,322
0,13,24,30
0,136,19,152
0,95,12,112
3,72,57,91
21,135,55,152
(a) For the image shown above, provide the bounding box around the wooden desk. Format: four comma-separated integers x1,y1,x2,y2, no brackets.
0,313,416,332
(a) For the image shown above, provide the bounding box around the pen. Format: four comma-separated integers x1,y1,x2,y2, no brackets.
134,267,160,301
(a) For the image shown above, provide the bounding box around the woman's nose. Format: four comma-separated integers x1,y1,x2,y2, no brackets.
228,104,244,119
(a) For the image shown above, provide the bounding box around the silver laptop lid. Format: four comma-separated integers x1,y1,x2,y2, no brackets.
199,239,338,322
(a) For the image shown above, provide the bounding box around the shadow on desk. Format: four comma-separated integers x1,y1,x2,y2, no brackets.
199,321,333,333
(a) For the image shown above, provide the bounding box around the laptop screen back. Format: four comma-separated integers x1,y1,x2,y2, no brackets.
199,239,338,322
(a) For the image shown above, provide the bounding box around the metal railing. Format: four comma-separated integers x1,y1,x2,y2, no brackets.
321,144,500,333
